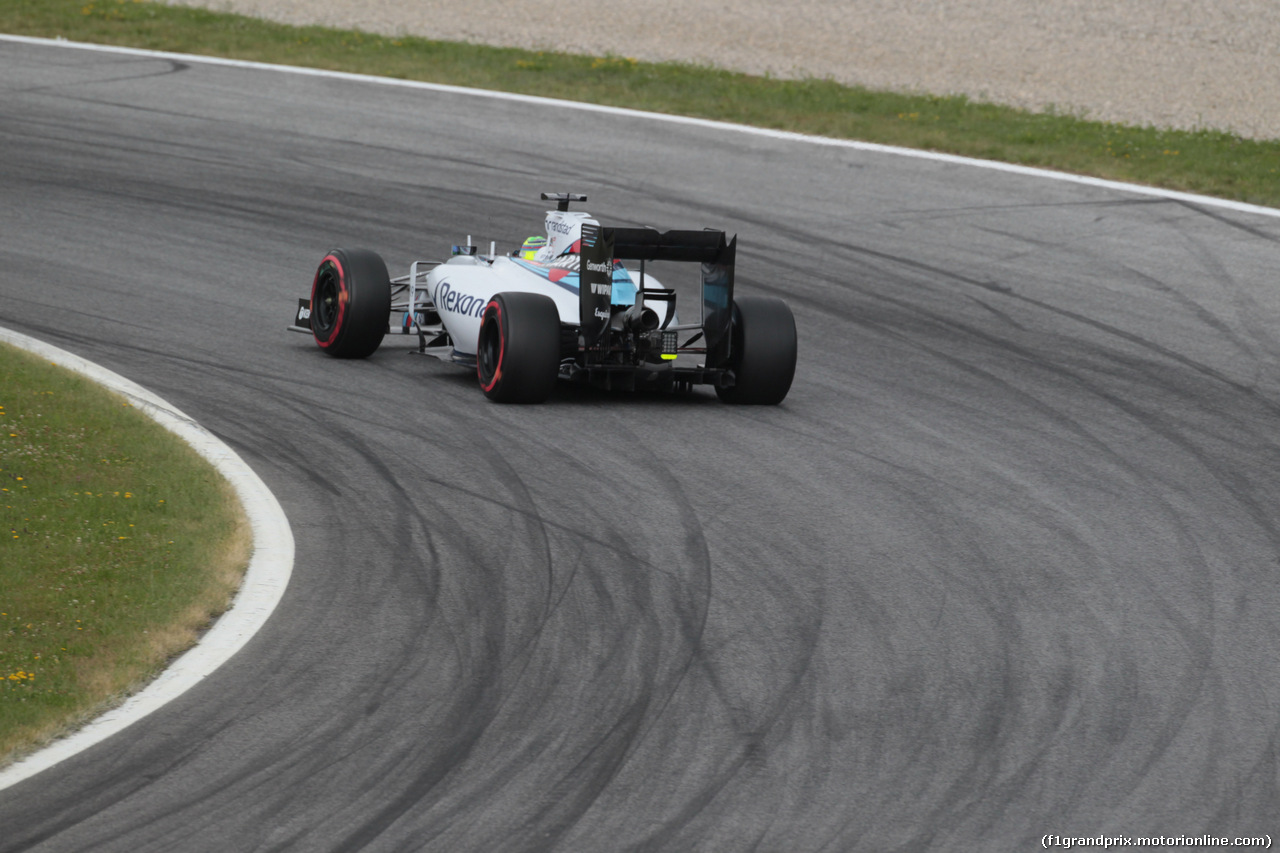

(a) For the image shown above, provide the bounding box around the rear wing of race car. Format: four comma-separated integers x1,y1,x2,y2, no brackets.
579,223,736,363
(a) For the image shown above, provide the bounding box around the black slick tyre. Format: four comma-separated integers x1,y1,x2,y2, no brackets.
476,292,561,403
309,248,391,359
715,296,798,405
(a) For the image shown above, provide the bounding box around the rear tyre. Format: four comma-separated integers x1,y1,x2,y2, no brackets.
476,292,561,403
309,248,391,359
715,296,797,405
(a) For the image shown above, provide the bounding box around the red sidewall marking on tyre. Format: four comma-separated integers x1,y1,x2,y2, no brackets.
311,254,347,349
479,300,505,393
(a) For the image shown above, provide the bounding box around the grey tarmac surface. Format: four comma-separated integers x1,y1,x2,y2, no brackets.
2,39,1280,851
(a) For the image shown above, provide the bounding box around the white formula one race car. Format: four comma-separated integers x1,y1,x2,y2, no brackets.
288,193,797,404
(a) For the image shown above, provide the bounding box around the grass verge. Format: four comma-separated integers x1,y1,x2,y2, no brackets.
1,342,249,767
2,0,1279,208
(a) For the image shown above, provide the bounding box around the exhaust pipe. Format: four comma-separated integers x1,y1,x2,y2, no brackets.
614,303,660,332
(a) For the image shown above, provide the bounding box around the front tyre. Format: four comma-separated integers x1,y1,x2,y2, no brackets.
715,296,797,405
476,292,561,403
309,248,391,359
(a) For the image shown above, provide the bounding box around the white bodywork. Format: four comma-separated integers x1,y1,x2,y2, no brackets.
539,209,593,259
414,210,666,359
424,255,579,355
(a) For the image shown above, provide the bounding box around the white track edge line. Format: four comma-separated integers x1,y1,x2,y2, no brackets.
0,327,295,791
3,33,1279,220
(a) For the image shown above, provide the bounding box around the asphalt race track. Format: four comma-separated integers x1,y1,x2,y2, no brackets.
3,40,1280,852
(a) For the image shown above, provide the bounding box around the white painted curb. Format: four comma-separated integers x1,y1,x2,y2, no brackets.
2,33,1279,220
0,329,294,790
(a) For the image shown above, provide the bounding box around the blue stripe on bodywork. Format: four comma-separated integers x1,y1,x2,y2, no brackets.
510,258,638,305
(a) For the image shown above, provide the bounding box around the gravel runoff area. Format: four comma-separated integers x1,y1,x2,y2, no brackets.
168,0,1280,139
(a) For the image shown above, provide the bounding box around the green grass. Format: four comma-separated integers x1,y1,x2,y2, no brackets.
0,343,248,766
3,0,1280,208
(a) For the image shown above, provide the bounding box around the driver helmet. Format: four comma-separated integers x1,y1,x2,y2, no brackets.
518,235,548,260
